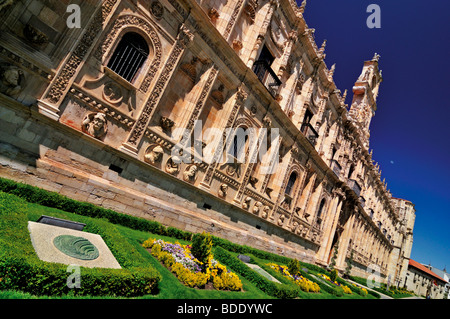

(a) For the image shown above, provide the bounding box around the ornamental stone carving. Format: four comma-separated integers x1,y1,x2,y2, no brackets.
160,116,175,130
150,1,164,20
82,112,108,139
102,82,123,104
218,184,228,198
0,64,25,96
165,156,180,175
183,164,198,183
144,145,164,164
208,8,220,23
252,201,263,214
23,23,49,46
261,205,270,219
242,197,252,210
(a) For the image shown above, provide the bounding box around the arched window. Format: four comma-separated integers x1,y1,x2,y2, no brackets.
228,128,249,162
107,32,149,83
285,172,297,195
317,198,326,219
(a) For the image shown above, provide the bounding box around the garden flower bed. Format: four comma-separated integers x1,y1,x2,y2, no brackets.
318,273,354,294
143,238,243,291
267,263,320,293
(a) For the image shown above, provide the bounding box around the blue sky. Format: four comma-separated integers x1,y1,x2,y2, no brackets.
300,0,450,271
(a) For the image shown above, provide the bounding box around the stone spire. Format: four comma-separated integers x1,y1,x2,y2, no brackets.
299,0,307,13
328,63,336,79
348,55,383,149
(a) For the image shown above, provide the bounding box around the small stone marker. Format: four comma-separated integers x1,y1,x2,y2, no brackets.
28,221,121,269
237,254,251,263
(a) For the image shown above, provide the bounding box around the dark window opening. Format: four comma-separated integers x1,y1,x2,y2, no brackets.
252,44,281,97
109,164,123,174
107,32,149,83
258,45,275,66
304,109,313,124
285,172,297,196
203,203,212,210
317,199,326,219
229,132,249,160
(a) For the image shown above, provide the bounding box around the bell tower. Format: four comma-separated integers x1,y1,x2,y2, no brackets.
348,53,383,149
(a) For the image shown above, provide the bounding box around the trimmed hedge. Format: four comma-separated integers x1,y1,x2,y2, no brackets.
214,247,298,299
0,191,161,297
0,257,159,297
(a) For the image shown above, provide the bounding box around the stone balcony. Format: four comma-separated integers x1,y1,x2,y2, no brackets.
348,178,362,197
330,159,342,178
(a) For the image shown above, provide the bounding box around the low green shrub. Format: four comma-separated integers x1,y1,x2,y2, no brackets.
191,232,213,269
0,257,160,297
214,247,298,299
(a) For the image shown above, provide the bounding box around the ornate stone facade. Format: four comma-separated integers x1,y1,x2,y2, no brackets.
0,0,415,284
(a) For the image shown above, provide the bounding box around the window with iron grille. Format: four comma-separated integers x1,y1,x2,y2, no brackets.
107,32,149,83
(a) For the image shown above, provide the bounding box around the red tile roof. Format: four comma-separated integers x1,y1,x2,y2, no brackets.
409,259,447,283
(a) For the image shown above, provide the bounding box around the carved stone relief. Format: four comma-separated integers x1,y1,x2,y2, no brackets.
150,1,164,20
23,24,49,46
242,196,252,210
165,156,180,175
218,184,228,198
252,201,263,215
82,112,108,139
183,164,198,183
0,64,25,96
144,144,164,164
82,74,135,117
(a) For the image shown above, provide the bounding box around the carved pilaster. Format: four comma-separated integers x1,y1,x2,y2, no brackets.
200,84,248,188
222,0,246,40
179,65,219,150
247,0,278,67
277,30,297,78
121,23,194,156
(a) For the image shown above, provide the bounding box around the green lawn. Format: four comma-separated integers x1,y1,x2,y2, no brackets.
0,178,380,299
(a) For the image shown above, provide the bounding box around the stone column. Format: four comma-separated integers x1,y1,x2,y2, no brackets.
277,30,298,78
120,23,195,156
222,0,247,41
233,123,269,204
315,191,343,264
335,208,356,270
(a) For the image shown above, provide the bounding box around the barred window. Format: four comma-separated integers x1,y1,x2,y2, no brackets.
107,32,149,83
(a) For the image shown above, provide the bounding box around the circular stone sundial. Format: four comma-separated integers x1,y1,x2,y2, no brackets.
53,235,100,260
